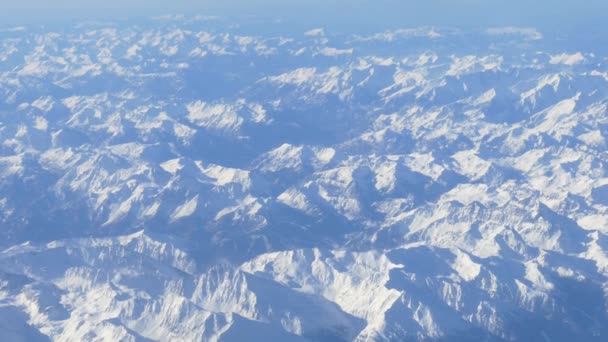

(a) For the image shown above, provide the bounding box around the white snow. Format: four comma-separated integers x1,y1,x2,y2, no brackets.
446,55,503,77
186,101,243,132
33,116,48,131
451,150,491,180
486,27,543,40
160,158,183,175
304,28,325,37
0,21,606,342
549,52,585,65
319,47,353,57
269,67,317,86
171,195,199,221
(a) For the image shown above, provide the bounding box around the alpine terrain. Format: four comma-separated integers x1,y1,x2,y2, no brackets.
0,15,607,341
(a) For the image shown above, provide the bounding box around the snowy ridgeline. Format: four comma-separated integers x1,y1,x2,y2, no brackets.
0,16,607,341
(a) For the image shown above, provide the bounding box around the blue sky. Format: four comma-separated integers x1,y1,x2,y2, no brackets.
0,0,605,32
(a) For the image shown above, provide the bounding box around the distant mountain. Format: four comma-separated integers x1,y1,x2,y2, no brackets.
0,16,607,341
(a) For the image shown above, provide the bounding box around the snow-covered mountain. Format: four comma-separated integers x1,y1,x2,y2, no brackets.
0,16,607,341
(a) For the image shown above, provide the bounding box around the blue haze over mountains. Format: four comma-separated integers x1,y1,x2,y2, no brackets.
0,1,607,341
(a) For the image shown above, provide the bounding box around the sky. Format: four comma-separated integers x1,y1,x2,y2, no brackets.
0,0,606,33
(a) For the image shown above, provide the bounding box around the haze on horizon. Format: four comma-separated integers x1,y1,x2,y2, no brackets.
0,0,606,33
